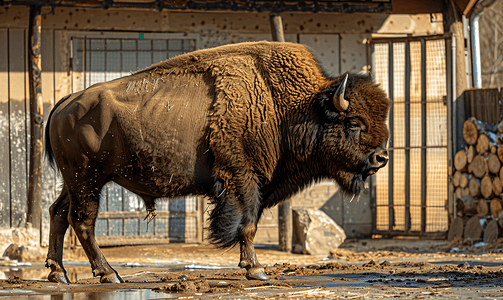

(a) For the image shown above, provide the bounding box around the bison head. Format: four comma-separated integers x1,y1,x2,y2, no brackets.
315,73,390,196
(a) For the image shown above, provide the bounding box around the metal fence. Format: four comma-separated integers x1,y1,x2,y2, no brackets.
368,34,454,237
70,35,202,245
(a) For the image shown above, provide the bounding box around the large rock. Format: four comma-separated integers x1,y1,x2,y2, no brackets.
2,244,45,262
292,208,346,255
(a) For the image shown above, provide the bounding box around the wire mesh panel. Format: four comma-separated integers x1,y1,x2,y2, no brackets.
72,37,196,91
369,35,452,236
71,35,200,245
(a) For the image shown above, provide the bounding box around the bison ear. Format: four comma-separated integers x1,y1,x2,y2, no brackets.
331,74,349,112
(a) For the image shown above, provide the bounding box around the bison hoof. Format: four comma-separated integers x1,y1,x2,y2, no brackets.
100,272,124,284
246,268,269,281
48,271,70,283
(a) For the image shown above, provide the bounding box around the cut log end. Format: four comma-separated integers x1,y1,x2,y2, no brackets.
492,177,503,196
460,173,470,188
497,145,503,164
453,171,461,188
483,220,499,245
481,175,495,199
476,134,490,154
469,178,481,198
490,199,502,219
463,119,479,145
490,144,498,154
447,217,464,241
467,145,476,164
488,153,501,174
464,216,483,241
454,150,468,172
471,155,488,179
477,197,489,215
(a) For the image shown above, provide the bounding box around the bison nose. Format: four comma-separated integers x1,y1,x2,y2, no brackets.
370,150,388,169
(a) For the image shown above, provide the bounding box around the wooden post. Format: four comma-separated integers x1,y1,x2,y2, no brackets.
445,0,467,222
198,197,208,244
270,13,286,43
277,199,292,252
444,0,467,98
27,5,43,231
270,12,291,252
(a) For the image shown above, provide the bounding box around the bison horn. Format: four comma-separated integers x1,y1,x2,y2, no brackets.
332,74,349,111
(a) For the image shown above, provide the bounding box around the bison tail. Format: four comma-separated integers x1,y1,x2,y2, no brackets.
44,94,70,170
44,116,56,169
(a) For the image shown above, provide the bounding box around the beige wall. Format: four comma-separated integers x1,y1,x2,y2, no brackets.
0,5,443,243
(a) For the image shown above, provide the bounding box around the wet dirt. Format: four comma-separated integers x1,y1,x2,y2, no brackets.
1,239,503,299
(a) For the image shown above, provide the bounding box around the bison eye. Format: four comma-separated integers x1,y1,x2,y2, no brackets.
347,120,365,131
348,121,359,129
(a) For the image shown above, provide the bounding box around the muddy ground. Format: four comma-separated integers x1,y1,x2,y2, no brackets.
1,238,503,299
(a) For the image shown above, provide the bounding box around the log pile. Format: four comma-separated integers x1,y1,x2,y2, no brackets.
449,117,503,244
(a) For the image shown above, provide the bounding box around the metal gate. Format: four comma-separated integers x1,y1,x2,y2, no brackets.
367,34,454,237
69,32,203,245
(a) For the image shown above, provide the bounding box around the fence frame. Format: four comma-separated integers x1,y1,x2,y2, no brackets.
367,34,454,238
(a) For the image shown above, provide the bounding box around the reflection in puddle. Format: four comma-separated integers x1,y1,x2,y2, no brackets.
2,266,93,282
1,261,234,282
0,289,177,299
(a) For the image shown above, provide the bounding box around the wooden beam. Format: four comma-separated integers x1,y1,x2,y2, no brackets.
453,0,479,16
444,0,468,99
0,29,10,230
1,1,393,13
391,0,444,14
27,5,43,231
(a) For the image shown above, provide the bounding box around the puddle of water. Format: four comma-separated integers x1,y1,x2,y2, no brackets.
1,265,94,282
285,272,464,289
0,288,177,299
309,283,371,288
429,260,503,267
1,260,236,282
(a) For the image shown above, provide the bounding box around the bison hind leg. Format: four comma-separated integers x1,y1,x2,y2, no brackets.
66,175,124,284
46,187,71,283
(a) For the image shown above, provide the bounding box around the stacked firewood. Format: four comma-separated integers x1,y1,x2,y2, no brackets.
449,117,503,244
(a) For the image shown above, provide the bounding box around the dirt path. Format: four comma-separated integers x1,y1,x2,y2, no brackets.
1,239,503,299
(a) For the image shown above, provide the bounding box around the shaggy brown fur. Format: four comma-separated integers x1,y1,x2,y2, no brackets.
44,41,390,283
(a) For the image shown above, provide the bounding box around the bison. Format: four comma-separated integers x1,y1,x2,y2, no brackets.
44,41,390,283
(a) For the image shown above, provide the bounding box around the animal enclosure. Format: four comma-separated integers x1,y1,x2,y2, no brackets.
0,6,448,245
368,34,454,237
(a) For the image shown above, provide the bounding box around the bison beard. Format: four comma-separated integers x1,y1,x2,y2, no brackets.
44,41,390,283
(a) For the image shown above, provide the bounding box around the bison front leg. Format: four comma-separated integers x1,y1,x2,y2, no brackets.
239,223,269,281
209,180,269,280
236,189,269,281
46,187,71,283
